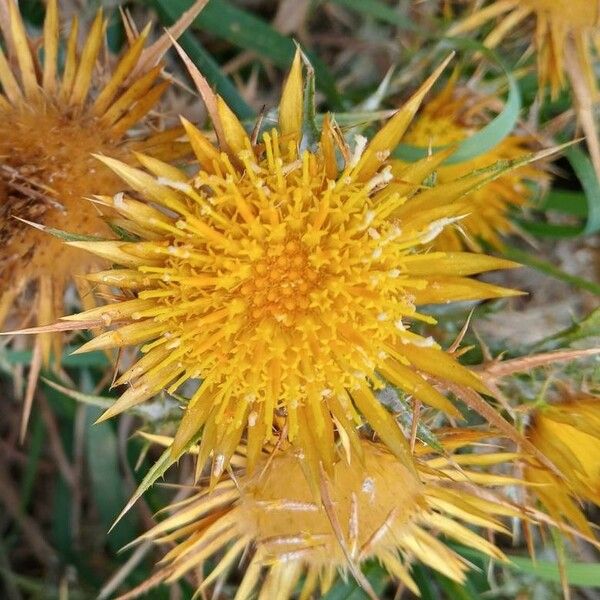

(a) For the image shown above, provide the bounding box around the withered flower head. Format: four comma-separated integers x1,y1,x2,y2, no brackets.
449,0,600,98
131,435,522,600
0,0,185,427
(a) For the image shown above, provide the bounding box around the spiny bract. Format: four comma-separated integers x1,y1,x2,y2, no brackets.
450,0,600,98
131,435,523,600
395,77,549,251
0,0,185,376
65,52,521,483
525,393,600,537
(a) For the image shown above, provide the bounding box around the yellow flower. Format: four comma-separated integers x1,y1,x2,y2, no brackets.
0,1,185,382
64,52,522,483
525,394,600,536
131,436,520,600
449,0,600,98
394,78,549,251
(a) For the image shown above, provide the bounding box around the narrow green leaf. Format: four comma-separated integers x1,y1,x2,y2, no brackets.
111,446,176,531
454,543,600,588
2,347,109,367
516,219,582,239
565,145,600,234
145,0,343,109
85,407,137,552
508,555,600,587
532,307,600,352
146,0,254,119
19,415,45,512
329,0,418,30
322,563,388,599
539,189,588,218
410,564,439,600
503,246,600,296
434,574,478,600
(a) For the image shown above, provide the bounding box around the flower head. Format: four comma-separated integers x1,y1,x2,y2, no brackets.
65,52,522,483
0,0,187,434
394,78,549,251
0,1,185,364
130,435,520,599
525,394,600,535
449,0,600,98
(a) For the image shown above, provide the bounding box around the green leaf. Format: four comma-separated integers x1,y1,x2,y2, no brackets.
145,0,343,110
539,189,589,218
328,0,418,30
111,447,174,530
516,220,583,239
146,0,254,120
410,563,439,600
19,415,45,512
434,574,478,600
394,37,521,165
85,407,137,552
454,544,600,588
507,556,600,588
42,377,180,422
2,347,109,367
502,245,600,296
565,145,600,234
322,562,388,599
532,307,600,352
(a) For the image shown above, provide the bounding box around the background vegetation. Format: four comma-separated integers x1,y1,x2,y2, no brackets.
1,0,599,598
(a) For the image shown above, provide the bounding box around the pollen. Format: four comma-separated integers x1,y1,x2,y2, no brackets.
240,239,319,324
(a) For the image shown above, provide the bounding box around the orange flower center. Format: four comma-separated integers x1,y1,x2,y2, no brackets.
240,239,321,323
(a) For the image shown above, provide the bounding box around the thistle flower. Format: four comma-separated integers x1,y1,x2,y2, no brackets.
129,435,521,600
0,0,185,428
63,52,524,483
394,78,549,251
525,394,600,535
449,0,599,99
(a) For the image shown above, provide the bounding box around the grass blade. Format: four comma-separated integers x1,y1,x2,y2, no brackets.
503,246,600,295
145,0,343,109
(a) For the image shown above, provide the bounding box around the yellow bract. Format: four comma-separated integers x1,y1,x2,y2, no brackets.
526,394,600,535
135,436,520,600
0,1,185,431
394,79,549,251
450,0,600,97
67,51,521,484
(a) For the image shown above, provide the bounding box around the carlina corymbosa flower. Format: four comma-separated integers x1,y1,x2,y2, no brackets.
524,393,600,537
57,50,546,487
448,0,600,100
393,75,550,251
447,0,600,183
120,434,526,600
0,0,188,434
